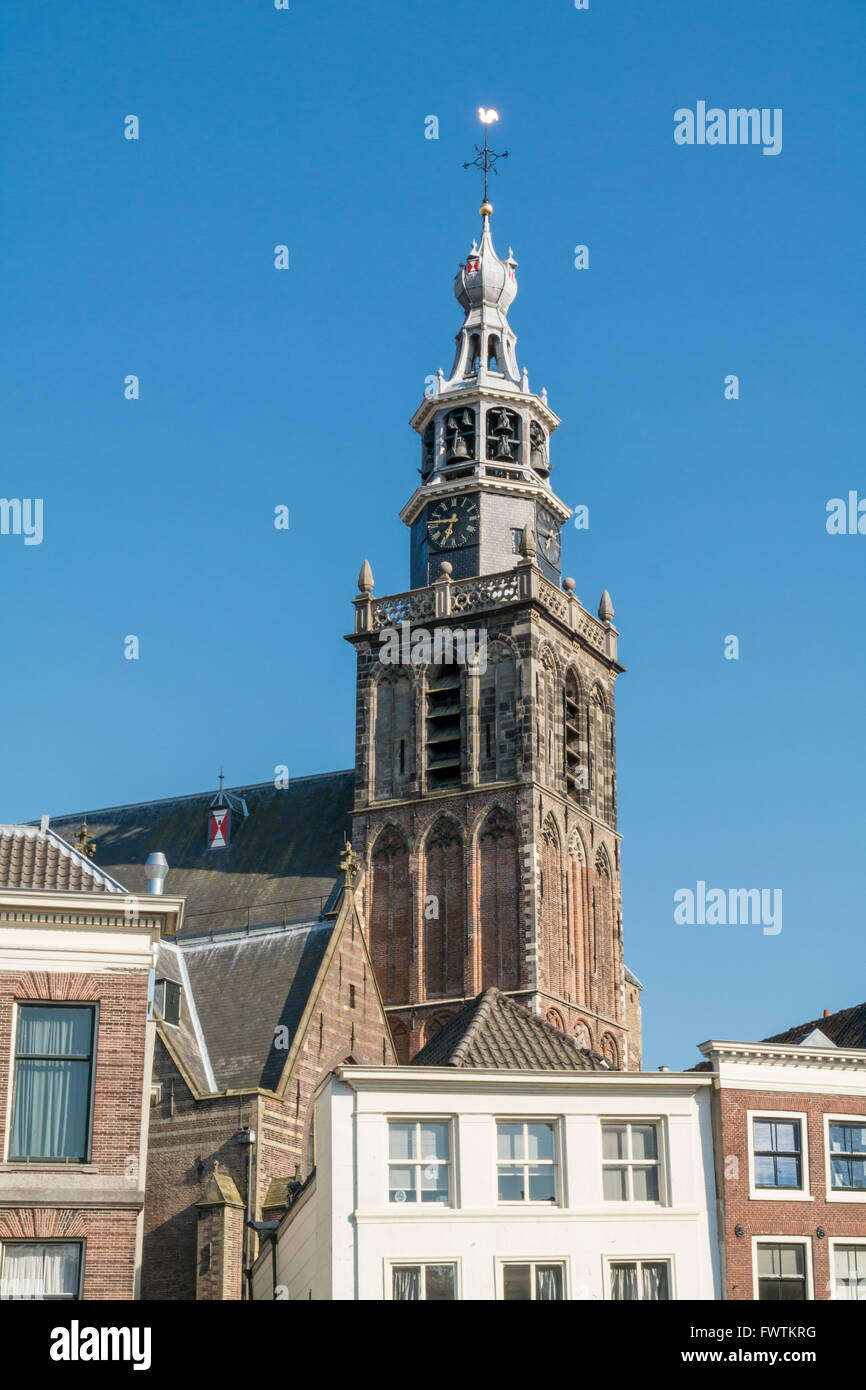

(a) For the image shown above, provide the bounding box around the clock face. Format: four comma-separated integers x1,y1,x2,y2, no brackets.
427,494,479,550
535,505,561,564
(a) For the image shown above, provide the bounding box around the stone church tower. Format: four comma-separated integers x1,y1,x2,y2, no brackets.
347,196,639,1068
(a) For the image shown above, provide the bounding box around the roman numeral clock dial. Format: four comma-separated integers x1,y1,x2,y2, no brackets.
427,494,479,550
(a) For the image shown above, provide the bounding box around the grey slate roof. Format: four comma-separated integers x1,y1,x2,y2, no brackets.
0,824,127,894
44,771,353,935
411,989,613,1071
156,919,334,1093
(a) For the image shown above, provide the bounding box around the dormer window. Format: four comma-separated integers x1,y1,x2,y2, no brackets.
154,978,182,1027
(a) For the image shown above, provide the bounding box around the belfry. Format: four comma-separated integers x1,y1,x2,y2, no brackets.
348,122,641,1066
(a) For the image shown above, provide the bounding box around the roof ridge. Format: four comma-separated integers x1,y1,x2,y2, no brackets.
31,768,356,825
449,988,499,1067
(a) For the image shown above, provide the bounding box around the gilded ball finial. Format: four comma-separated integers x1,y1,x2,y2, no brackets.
480,198,493,217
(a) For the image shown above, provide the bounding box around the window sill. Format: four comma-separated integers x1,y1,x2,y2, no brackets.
825,1190,866,1203
0,1162,99,1173
748,1190,814,1202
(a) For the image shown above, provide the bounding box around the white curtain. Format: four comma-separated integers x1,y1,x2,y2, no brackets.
535,1266,563,1301
642,1263,669,1300
610,1264,638,1300
1,1243,80,1299
392,1267,420,1301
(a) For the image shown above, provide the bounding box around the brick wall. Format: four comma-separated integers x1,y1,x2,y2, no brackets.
141,912,393,1300
0,968,149,1301
719,1086,866,1299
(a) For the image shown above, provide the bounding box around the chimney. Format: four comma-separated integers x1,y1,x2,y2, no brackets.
144,852,169,896
39,814,49,833
824,1009,831,1018
658,1065,670,1073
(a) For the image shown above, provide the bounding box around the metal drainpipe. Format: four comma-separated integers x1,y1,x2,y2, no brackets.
236,1125,256,1299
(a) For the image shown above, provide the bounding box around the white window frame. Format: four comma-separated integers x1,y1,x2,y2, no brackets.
0,1238,85,1300
603,1253,676,1301
600,1117,668,1206
747,1109,812,1201
823,1113,866,1203
384,1257,461,1301
751,1235,814,1301
495,1117,562,1207
495,1256,570,1301
386,1117,455,1210
828,1238,866,1300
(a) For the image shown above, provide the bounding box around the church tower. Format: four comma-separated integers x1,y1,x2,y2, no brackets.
347,163,637,1068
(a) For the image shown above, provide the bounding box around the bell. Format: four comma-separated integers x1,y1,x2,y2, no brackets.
495,436,514,460
450,432,469,459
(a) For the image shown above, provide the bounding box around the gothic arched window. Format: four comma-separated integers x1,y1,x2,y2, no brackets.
478,807,520,992
537,652,558,788
592,847,616,1018
574,1020,592,1051
567,828,588,1004
374,673,412,801
590,686,611,822
369,826,411,1006
444,408,475,462
423,818,465,999
478,641,517,783
601,1032,620,1068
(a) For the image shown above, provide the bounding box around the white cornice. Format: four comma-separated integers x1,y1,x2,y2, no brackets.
410,384,561,436
699,1038,866,1070
400,477,573,530
336,1065,713,1094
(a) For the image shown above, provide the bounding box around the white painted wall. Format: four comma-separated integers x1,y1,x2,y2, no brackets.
256,1068,722,1301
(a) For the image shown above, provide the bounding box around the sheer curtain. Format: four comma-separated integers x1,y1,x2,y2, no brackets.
10,1007,92,1161
642,1263,669,1301
535,1266,563,1301
1,1243,80,1299
392,1267,421,1301
610,1264,638,1300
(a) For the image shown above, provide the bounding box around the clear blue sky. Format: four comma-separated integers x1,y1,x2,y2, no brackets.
2,0,864,1068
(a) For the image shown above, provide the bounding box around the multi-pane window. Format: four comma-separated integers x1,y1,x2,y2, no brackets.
610,1260,671,1301
0,1242,82,1300
753,1119,802,1189
602,1122,661,1202
502,1262,564,1301
829,1123,866,1191
497,1121,557,1203
833,1245,866,1300
388,1121,450,1205
391,1263,456,1301
10,1005,95,1162
757,1243,808,1301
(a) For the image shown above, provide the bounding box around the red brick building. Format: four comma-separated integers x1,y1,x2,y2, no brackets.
0,822,181,1300
701,1009,866,1300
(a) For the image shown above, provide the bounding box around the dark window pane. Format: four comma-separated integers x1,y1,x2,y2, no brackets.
503,1265,532,1301
425,1265,456,1301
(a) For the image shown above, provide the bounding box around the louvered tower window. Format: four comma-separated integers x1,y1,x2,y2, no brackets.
565,673,582,801
426,666,462,790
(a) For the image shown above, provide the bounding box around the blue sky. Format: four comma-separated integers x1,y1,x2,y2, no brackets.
1,0,864,1068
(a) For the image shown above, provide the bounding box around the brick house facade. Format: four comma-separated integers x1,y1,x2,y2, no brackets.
0,823,181,1301
701,1037,866,1300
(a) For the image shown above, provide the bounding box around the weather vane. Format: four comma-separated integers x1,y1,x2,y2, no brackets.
464,107,509,204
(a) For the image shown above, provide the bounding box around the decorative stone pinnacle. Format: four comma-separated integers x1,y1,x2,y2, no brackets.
563,577,576,593
338,838,361,882
358,559,374,594
598,589,615,623
74,820,96,859
437,560,453,579
518,524,536,560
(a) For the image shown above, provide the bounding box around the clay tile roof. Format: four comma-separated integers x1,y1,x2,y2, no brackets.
763,1002,866,1051
0,825,127,894
411,989,613,1072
